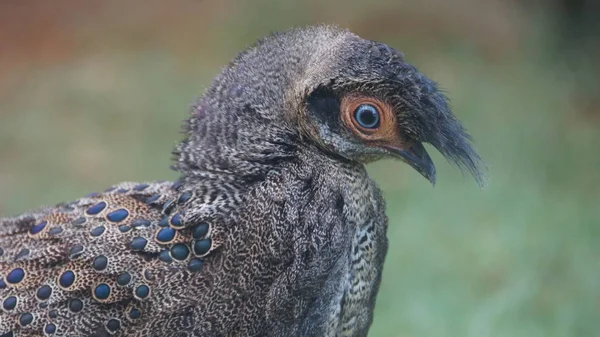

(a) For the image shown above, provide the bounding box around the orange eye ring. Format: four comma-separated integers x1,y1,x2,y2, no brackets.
340,95,398,142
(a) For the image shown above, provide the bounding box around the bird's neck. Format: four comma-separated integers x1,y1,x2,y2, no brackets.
169,93,302,224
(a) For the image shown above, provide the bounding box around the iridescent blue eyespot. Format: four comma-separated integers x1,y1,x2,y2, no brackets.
156,227,176,243
45,323,57,334
6,268,25,284
87,201,107,215
129,308,141,319
93,283,111,300
353,104,380,129
19,313,33,326
36,285,52,300
145,195,160,204
106,318,121,333
119,225,131,233
71,217,86,226
134,284,150,299
30,221,47,235
92,255,108,271
192,223,209,239
106,209,129,222
59,271,75,288
130,237,148,251
158,249,172,263
68,298,83,312
178,192,192,204
193,239,212,257
90,226,106,237
116,272,131,286
2,296,17,310
48,226,63,235
158,216,169,227
133,183,149,191
170,244,190,261
170,213,183,228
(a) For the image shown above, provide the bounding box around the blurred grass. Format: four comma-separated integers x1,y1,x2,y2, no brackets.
1,1,599,336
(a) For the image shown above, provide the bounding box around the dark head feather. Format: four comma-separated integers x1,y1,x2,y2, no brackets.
174,25,486,186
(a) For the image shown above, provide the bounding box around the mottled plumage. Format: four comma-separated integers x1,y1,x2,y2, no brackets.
0,26,484,336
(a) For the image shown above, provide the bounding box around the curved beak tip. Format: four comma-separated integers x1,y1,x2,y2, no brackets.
426,166,437,186
385,143,437,185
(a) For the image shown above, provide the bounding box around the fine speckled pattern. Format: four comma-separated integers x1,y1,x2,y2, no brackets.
0,25,483,337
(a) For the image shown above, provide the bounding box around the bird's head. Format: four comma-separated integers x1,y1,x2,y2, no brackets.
290,27,485,186
178,25,485,186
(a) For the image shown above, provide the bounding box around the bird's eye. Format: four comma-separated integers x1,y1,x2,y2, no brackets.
341,95,394,140
353,104,380,129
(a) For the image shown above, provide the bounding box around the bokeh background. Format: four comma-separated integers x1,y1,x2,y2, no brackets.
1,1,599,336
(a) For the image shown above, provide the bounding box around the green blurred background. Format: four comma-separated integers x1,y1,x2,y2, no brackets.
1,1,599,336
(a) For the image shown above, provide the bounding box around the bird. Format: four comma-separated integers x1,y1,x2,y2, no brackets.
0,25,484,337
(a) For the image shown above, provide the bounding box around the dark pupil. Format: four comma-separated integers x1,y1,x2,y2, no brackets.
354,104,380,129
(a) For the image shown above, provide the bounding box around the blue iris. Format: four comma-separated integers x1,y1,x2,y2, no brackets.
353,104,380,129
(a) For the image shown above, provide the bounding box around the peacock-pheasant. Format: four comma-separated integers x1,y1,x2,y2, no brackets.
0,25,484,337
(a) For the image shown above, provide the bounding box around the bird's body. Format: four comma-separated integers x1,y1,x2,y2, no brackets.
0,26,483,336
0,154,385,337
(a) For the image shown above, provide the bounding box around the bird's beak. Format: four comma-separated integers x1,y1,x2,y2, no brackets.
384,142,437,185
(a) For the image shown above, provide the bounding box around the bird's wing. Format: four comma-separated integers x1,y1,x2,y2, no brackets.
0,181,180,336
0,171,350,337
